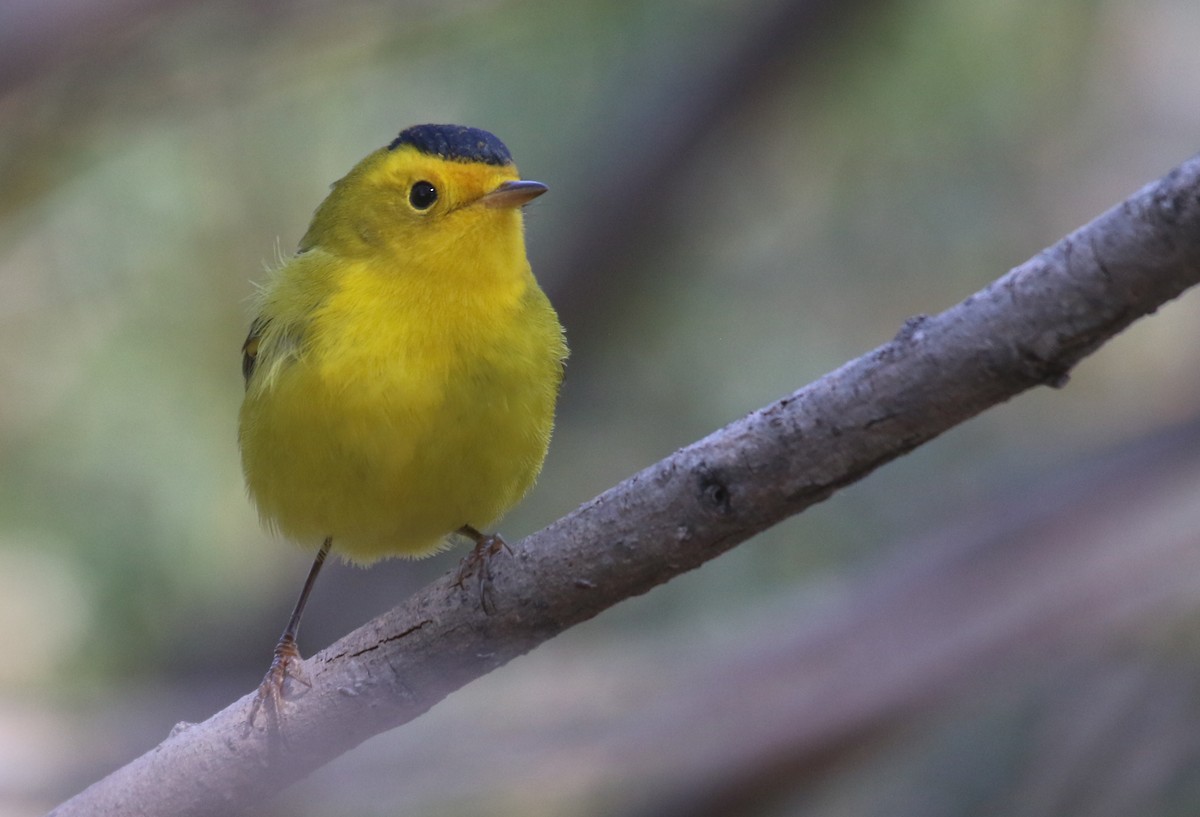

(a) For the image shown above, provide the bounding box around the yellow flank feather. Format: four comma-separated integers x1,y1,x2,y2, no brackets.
238,125,567,565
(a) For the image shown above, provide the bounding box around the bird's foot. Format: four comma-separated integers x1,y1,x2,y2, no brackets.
244,633,311,737
453,526,511,615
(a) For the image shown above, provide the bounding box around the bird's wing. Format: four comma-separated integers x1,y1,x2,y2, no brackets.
241,317,268,387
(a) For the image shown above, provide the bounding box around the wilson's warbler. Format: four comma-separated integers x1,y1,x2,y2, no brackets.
239,124,567,724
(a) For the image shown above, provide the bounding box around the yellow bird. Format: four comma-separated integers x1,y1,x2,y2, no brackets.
238,124,567,722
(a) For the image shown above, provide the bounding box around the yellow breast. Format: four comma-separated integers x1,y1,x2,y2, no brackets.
239,249,564,563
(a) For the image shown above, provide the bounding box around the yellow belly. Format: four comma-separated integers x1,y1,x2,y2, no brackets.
239,279,563,564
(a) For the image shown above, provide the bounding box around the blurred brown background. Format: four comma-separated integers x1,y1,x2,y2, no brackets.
4,0,1200,815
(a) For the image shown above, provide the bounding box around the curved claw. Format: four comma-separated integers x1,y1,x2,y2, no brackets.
452,527,511,615
244,634,310,738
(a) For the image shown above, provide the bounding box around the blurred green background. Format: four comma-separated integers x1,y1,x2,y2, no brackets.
5,0,1200,814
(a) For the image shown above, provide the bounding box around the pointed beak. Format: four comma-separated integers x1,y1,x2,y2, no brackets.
478,179,548,209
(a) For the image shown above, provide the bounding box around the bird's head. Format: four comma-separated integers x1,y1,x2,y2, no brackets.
299,124,546,268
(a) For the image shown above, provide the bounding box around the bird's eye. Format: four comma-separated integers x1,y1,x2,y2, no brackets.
409,181,438,210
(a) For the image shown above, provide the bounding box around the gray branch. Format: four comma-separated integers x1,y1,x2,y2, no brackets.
49,154,1200,816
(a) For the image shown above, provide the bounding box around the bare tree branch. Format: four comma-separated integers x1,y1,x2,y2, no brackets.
48,155,1200,817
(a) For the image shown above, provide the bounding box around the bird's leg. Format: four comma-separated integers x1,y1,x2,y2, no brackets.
245,537,331,736
453,524,511,614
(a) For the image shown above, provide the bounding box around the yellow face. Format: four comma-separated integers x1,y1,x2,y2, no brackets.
300,145,527,267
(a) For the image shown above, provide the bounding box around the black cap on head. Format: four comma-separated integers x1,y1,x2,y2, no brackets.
388,124,513,166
